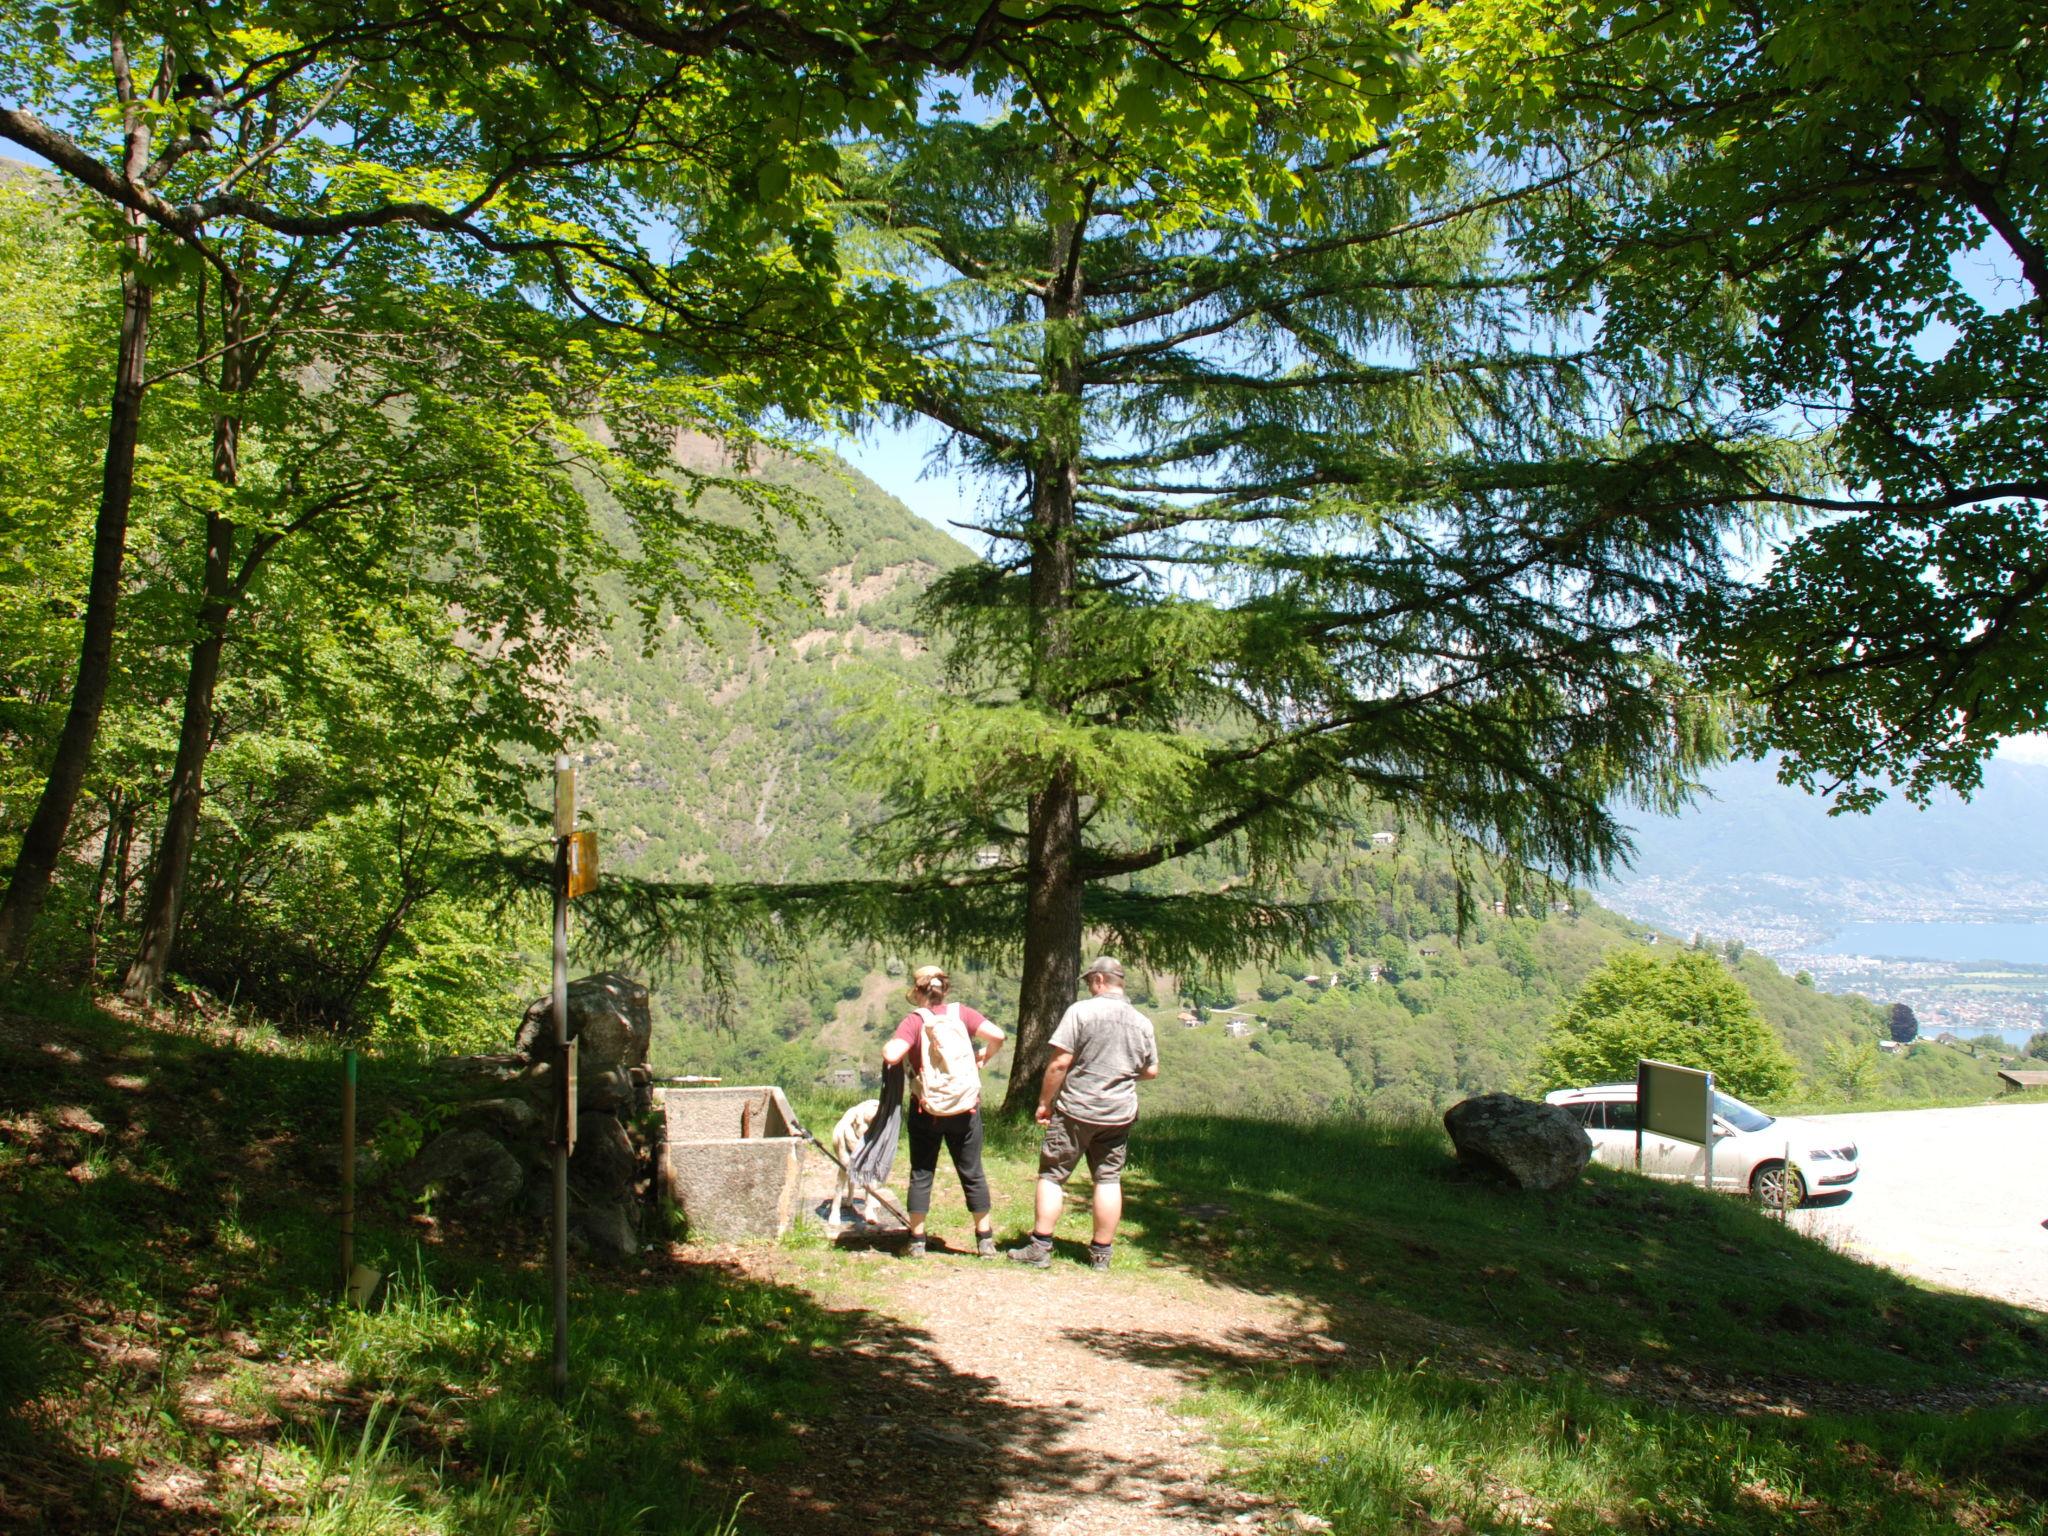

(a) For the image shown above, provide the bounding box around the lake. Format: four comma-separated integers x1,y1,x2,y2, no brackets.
1953,1026,2042,1048
1821,920,2048,966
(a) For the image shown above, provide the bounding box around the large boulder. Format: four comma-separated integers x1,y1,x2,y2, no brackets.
1443,1093,1591,1192
514,973,652,1073
574,1200,640,1258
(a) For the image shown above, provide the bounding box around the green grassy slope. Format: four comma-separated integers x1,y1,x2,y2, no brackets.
5,987,2043,1535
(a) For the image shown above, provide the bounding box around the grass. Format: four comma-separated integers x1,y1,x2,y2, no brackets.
1105,1114,2048,1536
1768,1088,2048,1116
0,979,846,1534
1199,1367,2047,1535
6,985,2046,1536
1112,1114,2048,1388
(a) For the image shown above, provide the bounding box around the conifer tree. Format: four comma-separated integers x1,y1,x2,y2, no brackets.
840,82,1776,1108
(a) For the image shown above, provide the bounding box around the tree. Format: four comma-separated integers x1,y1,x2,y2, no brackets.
1536,948,1800,1101
2,0,1496,979
1821,1034,1881,1101
0,0,1013,968
2026,1030,2048,1062
834,44,1770,1109
1889,1003,1922,1045
1494,0,2048,808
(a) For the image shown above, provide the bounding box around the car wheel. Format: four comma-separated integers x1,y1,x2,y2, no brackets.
1750,1161,1805,1209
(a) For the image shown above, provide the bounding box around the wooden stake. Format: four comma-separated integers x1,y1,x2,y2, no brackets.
341,1050,356,1301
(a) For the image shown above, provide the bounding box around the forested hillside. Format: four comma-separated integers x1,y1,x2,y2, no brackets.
555,460,1983,1113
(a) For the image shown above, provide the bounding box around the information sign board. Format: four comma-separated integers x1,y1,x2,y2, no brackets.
1637,1058,1714,1146
1637,1057,1716,1191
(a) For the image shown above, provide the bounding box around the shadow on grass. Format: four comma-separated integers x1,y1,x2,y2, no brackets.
1116,1114,2048,1401
0,987,1283,1534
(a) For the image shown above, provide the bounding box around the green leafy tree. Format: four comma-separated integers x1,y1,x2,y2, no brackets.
1889,1003,1921,1044
1491,0,2048,808
1537,948,1800,1100
1821,1034,1881,1101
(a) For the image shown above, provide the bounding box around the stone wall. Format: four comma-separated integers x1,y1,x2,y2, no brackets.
396,972,658,1256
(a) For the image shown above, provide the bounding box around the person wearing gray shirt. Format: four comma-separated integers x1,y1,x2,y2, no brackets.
1007,956,1159,1271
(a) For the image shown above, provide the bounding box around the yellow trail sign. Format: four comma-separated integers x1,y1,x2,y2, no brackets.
566,830,598,899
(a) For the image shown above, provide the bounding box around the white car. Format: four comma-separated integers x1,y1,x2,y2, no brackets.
1544,1082,1859,1206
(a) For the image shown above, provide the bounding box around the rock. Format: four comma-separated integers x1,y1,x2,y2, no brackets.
573,1200,639,1256
576,1066,635,1115
514,973,651,1073
404,1130,527,1211
432,1054,528,1088
458,1097,543,1136
1442,1093,1590,1192
571,1111,637,1190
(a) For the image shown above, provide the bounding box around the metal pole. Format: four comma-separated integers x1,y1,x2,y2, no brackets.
551,755,572,1400
1634,1060,1645,1173
1703,1071,1715,1194
341,1049,356,1301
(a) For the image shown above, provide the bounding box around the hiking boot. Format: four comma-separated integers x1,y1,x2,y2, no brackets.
1005,1236,1052,1268
976,1233,998,1258
1088,1243,1113,1272
905,1236,927,1260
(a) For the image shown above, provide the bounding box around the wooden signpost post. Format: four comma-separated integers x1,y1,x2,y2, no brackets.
550,755,595,1399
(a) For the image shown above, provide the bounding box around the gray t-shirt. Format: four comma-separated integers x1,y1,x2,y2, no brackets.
1049,991,1158,1125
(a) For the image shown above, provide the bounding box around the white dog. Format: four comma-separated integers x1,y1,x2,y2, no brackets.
828,1098,883,1228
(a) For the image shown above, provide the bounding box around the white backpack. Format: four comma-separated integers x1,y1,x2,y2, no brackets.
912,1004,981,1114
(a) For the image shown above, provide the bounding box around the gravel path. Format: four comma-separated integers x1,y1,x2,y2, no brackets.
727,1242,1336,1536
1792,1103,2048,1313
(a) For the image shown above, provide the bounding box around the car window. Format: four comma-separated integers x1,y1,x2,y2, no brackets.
1562,1102,1602,1128
1712,1092,1775,1133
1603,1100,1637,1131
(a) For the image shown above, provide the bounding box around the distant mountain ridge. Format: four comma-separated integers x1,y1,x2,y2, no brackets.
1600,758,2048,947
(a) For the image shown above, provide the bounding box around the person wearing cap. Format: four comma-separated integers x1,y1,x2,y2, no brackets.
1008,955,1159,1271
881,965,1006,1257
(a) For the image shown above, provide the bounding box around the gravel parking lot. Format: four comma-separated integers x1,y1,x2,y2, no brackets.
1791,1102,2048,1314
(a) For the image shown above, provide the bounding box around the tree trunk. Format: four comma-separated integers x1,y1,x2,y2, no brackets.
1004,768,1085,1114
0,233,153,969
123,275,249,1000
111,801,135,922
1000,195,1089,1116
84,792,123,975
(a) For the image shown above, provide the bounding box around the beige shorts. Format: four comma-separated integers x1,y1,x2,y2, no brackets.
1039,1112,1132,1185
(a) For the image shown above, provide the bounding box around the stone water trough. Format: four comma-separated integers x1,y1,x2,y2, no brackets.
661,1085,812,1240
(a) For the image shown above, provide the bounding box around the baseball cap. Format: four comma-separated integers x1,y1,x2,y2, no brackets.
1080,956,1124,980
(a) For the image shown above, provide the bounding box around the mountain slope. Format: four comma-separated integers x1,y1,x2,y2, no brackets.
557,452,1955,1109
1602,757,2048,940
571,451,973,884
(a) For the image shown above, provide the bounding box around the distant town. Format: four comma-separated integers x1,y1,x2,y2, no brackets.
1603,873,2048,1042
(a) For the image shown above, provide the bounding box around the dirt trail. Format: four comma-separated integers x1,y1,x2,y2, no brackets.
727,1243,1338,1536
